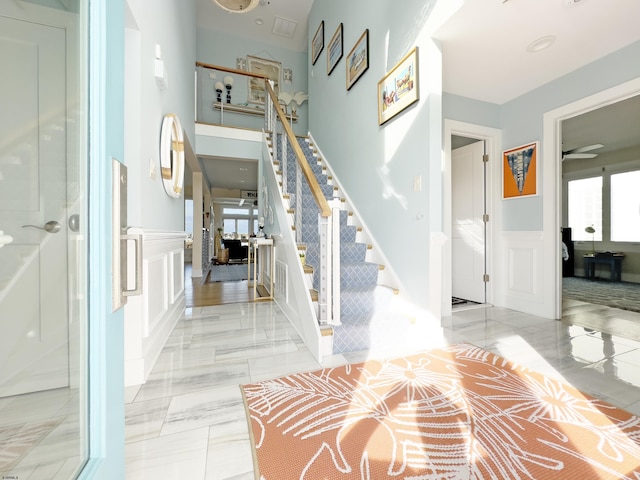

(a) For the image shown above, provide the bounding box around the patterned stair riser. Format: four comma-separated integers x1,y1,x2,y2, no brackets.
304,243,368,271
300,223,357,244
300,204,350,225
284,136,388,352
311,263,379,291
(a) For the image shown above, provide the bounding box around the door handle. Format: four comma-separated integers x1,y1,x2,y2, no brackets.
121,233,143,297
22,220,62,233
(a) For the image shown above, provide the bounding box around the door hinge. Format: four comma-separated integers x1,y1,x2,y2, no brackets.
482,154,489,163
483,274,490,283
483,214,489,223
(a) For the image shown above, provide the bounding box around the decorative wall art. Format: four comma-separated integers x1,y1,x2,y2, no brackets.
346,29,369,90
377,47,419,125
503,141,539,198
312,21,324,65
327,23,343,75
283,67,292,84
246,55,282,105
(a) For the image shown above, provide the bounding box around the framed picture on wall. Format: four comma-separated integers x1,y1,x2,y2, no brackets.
247,55,282,105
312,21,324,65
327,23,343,75
377,47,419,125
346,29,369,90
502,141,539,199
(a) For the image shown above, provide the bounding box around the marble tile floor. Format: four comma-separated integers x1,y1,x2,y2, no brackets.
0,387,85,479
125,299,640,479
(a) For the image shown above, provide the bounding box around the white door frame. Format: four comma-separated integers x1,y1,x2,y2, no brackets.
543,77,640,319
443,120,502,316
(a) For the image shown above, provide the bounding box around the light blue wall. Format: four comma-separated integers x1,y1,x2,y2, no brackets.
126,0,197,231
307,0,441,309
500,39,640,231
197,27,309,135
442,93,500,129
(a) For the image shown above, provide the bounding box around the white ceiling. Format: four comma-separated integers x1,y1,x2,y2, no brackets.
195,0,640,192
201,155,258,191
434,0,640,105
196,0,314,53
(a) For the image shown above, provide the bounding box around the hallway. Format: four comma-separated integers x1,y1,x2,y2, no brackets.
124,294,640,479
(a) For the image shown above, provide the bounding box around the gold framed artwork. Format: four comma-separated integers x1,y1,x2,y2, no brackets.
377,47,419,125
502,141,539,199
246,55,282,105
327,23,343,75
346,29,369,90
311,21,324,66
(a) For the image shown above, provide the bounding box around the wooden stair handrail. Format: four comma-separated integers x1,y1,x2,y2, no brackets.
196,61,331,218
265,82,332,218
196,61,267,80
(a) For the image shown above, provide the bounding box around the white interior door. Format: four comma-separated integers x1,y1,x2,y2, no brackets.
0,15,69,397
452,140,486,303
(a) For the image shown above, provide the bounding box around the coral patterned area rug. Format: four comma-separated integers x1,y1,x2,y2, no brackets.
241,343,640,479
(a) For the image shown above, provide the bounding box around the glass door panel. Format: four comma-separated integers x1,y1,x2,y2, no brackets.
0,1,88,477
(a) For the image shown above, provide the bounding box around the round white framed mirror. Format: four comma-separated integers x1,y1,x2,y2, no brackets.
160,113,185,198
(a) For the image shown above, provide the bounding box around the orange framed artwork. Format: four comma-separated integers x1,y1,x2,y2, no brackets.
503,141,538,199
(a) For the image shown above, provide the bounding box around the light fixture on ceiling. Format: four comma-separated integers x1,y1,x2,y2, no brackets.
526,35,556,53
562,143,604,160
255,17,264,25
213,0,260,13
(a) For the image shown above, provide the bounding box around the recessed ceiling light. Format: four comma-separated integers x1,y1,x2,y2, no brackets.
255,17,264,25
527,35,556,53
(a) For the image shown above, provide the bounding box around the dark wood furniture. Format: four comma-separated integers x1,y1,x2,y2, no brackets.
583,252,625,281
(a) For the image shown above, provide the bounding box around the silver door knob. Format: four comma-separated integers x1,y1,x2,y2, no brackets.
22,220,62,233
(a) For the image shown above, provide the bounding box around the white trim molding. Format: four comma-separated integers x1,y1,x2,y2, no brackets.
543,77,640,318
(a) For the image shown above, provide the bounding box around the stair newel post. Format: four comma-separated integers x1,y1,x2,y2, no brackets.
317,213,332,325
330,202,341,326
295,154,303,244
280,131,287,194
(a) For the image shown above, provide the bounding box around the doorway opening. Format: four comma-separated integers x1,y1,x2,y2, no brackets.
451,136,487,309
444,120,501,316
542,77,640,318
559,93,640,313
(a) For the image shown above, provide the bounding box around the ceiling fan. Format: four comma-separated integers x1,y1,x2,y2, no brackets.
562,143,604,160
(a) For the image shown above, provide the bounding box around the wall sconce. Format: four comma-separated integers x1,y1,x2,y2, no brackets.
215,82,223,103
223,76,234,103
154,44,167,90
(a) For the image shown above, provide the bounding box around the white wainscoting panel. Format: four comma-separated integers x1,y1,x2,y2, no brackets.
499,232,545,316
145,255,169,337
124,229,187,386
171,248,185,303
275,259,288,303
